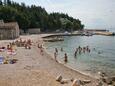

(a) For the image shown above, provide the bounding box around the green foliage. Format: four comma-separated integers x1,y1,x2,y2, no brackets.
0,0,84,32
0,0,2,5
0,6,18,21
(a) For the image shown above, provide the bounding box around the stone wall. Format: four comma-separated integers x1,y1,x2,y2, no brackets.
0,22,20,40
28,28,41,34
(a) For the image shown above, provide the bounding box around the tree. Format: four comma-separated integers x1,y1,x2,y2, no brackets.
0,0,3,5
65,22,73,31
0,6,18,21
7,0,11,5
0,1,84,32
4,0,7,5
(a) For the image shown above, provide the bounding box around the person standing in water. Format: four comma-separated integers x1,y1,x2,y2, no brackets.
54,52,58,62
64,53,68,63
86,46,91,53
61,47,63,52
74,48,78,57
78,46,82,54
83,47,86,53
55,48,58,54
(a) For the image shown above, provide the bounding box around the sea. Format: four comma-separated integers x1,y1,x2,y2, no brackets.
45,29,115,78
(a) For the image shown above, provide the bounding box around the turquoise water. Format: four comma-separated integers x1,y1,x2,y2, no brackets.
45,35,115,77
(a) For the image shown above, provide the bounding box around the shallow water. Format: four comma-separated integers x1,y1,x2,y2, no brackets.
45,35,115,77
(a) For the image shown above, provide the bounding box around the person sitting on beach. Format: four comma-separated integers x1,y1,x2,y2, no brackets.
38,43,40,48
27,39,32,45
22,40,26,47
40,44,43,49
64,53,68,63
24,42,31,49
7,45,11,50
28,44,31,49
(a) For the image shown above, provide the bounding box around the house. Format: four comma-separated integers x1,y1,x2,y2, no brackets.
0,20,20,40
27,28,41,34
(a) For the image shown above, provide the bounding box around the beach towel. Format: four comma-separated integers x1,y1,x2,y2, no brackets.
0,48,5,52
7,50,16,55
0,56,4,64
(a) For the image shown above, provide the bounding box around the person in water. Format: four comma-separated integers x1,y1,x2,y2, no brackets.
64,53,68,63
78,46,82,54
55,48,58,54
86,46,91,53
83,47,86,53
61,47,63,52
54,52,58,62
74,48,78,57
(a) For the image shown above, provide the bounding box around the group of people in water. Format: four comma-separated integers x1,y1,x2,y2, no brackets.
54,46,91,63
74,46,91,57
54,47,68,63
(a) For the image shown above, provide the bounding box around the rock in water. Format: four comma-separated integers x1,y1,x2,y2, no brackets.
82,80,91,84
60,79,69,84
71,79,81,86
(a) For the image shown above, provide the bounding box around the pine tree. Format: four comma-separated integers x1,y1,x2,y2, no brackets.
0,0,3,5
4,0,7,5
7,0,11,5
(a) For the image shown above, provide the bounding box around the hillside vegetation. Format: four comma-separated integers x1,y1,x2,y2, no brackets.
0,0,84,32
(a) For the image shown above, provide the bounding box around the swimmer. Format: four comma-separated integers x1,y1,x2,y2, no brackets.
55,48,58,54
64,53,68,63
61,47,63,52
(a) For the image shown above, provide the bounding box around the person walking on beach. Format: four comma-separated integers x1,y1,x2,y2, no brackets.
64,53,68,63
40,46,44,55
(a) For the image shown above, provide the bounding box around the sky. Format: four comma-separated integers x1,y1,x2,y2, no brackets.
12,0,115,29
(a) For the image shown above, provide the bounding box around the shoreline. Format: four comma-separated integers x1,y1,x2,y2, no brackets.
44,45,99,79
39,35,100,79
0,34,105,86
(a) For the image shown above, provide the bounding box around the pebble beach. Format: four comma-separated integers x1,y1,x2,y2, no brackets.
0,34,107,86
